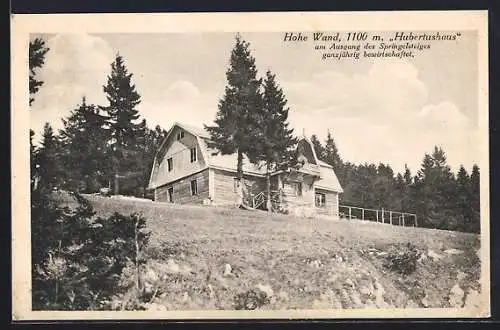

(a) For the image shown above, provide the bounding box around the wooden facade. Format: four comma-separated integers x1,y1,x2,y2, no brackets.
154,169,210,204
314,188,339,216
149,123,343,217
211,169,266,206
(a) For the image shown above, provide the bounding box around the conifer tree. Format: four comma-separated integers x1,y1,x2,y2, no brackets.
29,37,49,189
455,165,472,231
310,134,325,161
30,129,38,190
101,54,142,195
205,34,263,205
29,37,50,106
251,70,298,211
132,121,168,197
324,130,342,171
470,164,481,232
36,123,63,190
414,146,457,229
401,164,414,212
395,172,405,210
59,97,110,192
403,164,413,185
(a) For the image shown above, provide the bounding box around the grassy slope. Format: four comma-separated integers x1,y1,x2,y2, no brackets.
56,193,481,311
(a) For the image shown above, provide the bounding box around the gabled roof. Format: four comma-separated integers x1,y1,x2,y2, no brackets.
175,122,211,139
151,122,344,193
316,163,343,193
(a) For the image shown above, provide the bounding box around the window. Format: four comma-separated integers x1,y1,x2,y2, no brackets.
167,158,173,172
168,187,174,203
294,182,303,197
190,147,197,163
177,131,185,140
190,179,198,196
315,192,326,207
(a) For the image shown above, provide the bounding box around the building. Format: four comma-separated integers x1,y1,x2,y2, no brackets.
148,122,343,217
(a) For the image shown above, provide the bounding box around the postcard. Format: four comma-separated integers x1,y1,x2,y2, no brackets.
11,10,489,320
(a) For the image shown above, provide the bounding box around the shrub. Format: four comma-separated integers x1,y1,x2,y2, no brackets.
233,289,270,310
383,243,422,275
31,190,151,310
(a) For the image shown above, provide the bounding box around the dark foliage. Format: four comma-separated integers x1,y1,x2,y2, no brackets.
383,243,422,275
233,289,270,310
59,97,110,193
31,188,151,310
313,134,481,233
29,37,49,105
205,34,264,183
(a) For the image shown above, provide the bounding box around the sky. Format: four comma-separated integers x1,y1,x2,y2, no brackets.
29,31,481,174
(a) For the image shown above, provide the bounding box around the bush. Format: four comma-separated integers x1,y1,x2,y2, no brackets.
31,190,151,310
383,243,422,275
233,289,270,310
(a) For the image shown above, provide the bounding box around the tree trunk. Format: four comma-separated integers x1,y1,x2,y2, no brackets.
235,149,244,206
266,163,271,213
113,145,120,195
236,149,243,182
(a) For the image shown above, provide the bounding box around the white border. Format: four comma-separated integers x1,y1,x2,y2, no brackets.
11,11,490,320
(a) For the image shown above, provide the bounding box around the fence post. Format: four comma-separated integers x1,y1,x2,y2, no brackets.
348,207,352,220
362,208,365,220
376,210,379,222
382,208,384,223
402,213,405,227
389,211,392,225
415,215,418,227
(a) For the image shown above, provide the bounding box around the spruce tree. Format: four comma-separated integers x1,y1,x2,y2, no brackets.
30,129,38,190
324,130,342,171
205,34,263,205
101,54,142,195
414,153,437,228
401,164,413,212
29,37,49,189
373,163,397,210
29,37,49,106
395,173,405,210
36,123,63,190
133,121,168,197
403,164,413,185
455,165,472,232
310,134,325,161
251,70,298,211
414,147,456,229
470,164,481,232
59,97,110,192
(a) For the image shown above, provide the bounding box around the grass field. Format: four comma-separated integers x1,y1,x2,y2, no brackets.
55,193,482,311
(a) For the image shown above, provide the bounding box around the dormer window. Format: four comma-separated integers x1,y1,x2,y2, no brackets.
177,131,185,140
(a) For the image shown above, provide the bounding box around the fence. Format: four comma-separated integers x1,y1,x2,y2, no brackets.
339,204,418,227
